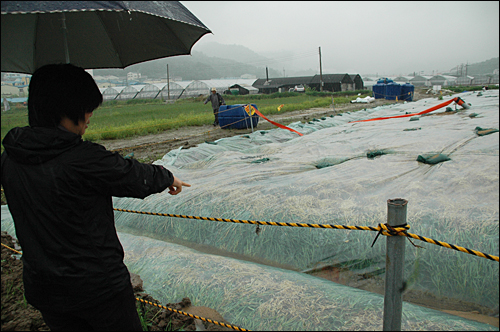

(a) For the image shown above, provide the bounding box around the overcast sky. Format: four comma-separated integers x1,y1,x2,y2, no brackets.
182,1,499,76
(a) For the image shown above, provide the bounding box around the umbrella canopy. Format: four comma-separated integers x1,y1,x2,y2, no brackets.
1,1,211,74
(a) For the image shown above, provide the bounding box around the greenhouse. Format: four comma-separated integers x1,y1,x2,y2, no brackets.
118,84,146,100
136,83,164,99
134,82,185,100
156,82,185,100
183,79,258,98
182,80,212,98
102,86,126,100
2,90,498,331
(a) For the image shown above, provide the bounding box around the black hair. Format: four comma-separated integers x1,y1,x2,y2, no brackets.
28,64,103,127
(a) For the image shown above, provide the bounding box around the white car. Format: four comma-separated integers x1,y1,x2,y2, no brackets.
289,85,305,92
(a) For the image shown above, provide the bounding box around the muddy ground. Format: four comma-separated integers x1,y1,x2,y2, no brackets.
1,232,234,331
2,91,498,330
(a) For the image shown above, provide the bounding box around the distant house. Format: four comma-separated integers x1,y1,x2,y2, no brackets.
349,74,365,90
252,74,363,94
310,74,354,92
253,76,313,94
229,84,259,95
127,72,141,80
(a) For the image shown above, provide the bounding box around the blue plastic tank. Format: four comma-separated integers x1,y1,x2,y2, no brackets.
372,82,386,99
400,83,414,101
377,78,393,84
385,82,401,100
218,104,259,129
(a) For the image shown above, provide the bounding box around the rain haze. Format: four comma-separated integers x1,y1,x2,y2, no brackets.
182,1,499,76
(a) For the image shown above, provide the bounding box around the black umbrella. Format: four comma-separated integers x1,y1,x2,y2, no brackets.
1,1,211,74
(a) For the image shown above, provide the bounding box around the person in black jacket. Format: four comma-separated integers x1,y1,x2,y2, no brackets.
203,87,225,126
1,64,191,331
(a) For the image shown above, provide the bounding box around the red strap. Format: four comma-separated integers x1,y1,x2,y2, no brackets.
350,97,459,123
254,109,303,136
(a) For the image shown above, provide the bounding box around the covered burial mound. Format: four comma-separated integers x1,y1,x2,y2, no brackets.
2,89,498,330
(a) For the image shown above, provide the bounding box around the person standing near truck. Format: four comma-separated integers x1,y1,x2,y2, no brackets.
204,87,225,126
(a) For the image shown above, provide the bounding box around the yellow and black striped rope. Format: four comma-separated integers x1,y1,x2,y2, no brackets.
403,232,498,262
1,242,22,255
113,208,381,231
136,298,249,331
0,242,248,331
114,208,499,262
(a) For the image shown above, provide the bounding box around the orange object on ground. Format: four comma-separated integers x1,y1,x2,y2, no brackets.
253,109,303,136
349,97,467,123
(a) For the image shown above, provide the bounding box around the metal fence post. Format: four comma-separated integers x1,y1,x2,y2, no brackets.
247,104,254,133
383,198,407,331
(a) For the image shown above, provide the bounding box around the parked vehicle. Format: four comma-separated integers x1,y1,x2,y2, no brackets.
289,85,305,92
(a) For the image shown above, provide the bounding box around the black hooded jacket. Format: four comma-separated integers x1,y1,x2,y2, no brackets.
1,126,175,311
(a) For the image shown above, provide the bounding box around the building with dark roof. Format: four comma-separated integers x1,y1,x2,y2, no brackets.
309,74,354,92
252,74,364,94
252,76,313,94
349,74,365,90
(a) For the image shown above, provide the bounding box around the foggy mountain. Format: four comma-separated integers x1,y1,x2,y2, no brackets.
195,42,318,77
446,57,499,76
94,42,317,80
94,44,283,80
93,42,498,81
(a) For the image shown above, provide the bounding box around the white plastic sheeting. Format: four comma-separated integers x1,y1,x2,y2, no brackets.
350,96,375,103
119,231,497,331
1,207,495,330
2,90,498,330
112,90,499,312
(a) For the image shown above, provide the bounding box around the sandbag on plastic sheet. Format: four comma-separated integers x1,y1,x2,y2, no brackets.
475,127,499,136
416,153,451,165
118,232,497,331
113,90,499,311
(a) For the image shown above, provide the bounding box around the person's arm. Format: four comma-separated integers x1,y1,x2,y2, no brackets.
81,143,190,199
168,175,191,195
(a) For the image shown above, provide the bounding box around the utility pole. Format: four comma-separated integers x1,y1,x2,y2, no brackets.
319,46,323,92
167,64,170,101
